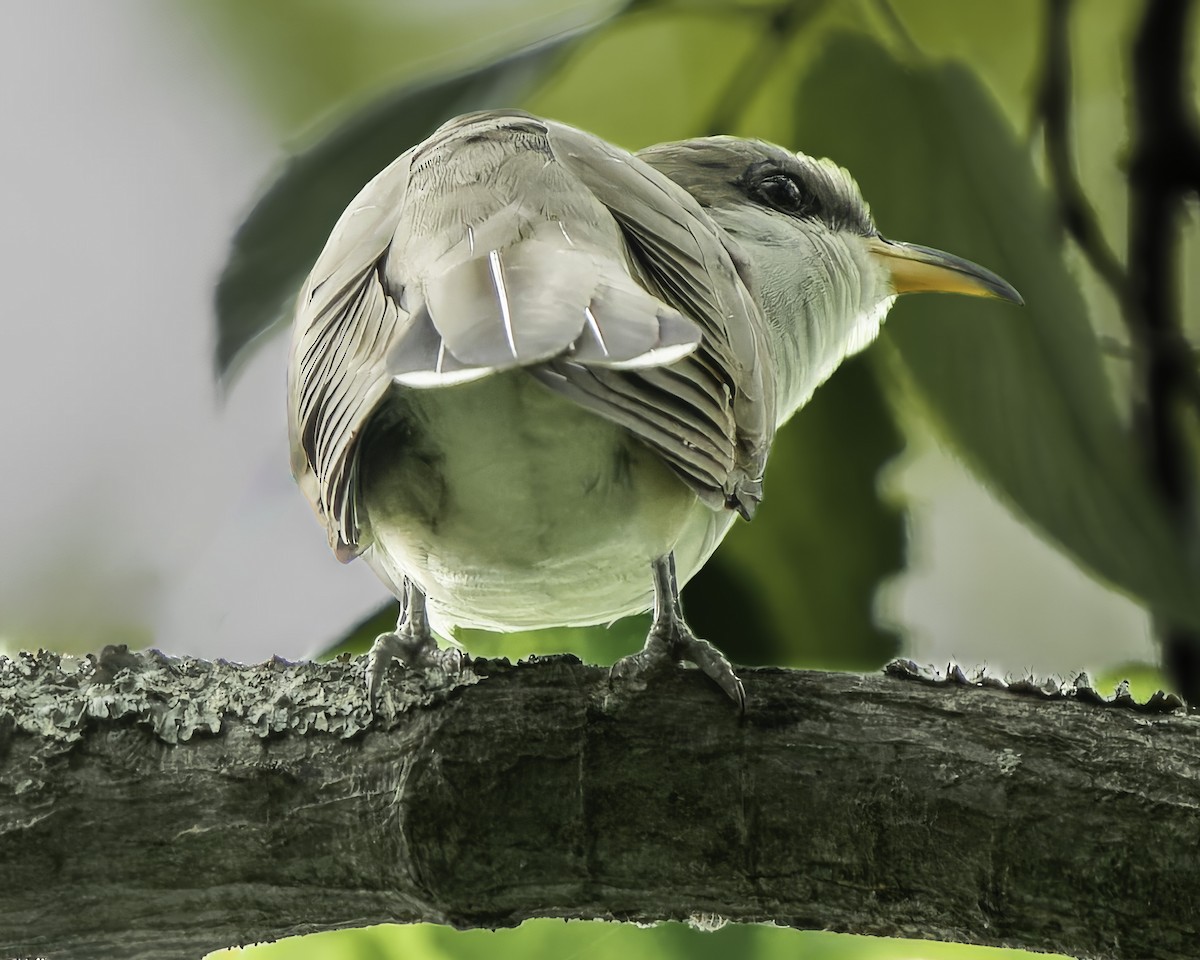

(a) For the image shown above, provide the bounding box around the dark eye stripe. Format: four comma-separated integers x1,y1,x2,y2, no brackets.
753,173,817,217
733,156,874,235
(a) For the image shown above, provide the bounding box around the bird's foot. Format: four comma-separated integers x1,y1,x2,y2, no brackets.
366,629,468,709
611,621,745,709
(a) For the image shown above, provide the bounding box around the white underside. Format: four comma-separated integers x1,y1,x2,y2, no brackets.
360,372,736,634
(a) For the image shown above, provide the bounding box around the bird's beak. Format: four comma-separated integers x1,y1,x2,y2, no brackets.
867,236,1023,305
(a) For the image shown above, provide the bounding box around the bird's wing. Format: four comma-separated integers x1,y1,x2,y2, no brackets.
287,148,417,561
539,119,777,516
289,112,707,559
289,111,777,561
383,111,701,383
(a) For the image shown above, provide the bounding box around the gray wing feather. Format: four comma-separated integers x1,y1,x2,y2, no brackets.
422,235,696,369
530,363,730,494
289,110,776,563
287,151,414,559
402,212,701,375
386,303,490,388
571,282,699,368
545,119,776,516
289,113,705,558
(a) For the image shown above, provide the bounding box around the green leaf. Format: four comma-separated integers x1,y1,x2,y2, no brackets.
525,9,760,145
209,918,1069,960
456,617,650,666
319,598,650,667
794,35,1200,629
686,356,904,671
1093,660,1171,701
214,26,607,380
317,601,394,660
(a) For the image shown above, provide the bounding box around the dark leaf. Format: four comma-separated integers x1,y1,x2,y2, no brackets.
795,35,1200,630
688,355,905,671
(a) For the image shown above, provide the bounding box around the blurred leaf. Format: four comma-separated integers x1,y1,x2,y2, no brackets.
211,918,1069,959
681,558,778,668
188,0,619,134
321,596,651,667
215,23,616,380
878,0,1041,130
318,601,395,660
525,9,761,145
687,356,904,671
1094,660,1171,700
188,0,468,133
795,34,1200,631
457,616,650,665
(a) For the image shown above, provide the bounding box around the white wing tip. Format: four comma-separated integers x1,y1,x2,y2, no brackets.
393,366,495,388
599,339,699,369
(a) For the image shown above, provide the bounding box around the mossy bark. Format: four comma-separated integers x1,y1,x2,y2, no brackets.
1,649,1196,960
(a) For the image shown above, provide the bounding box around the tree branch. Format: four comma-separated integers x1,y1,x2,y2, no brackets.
1,649,1197,960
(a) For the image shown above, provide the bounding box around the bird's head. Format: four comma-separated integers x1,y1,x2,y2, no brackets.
637,137,1022,422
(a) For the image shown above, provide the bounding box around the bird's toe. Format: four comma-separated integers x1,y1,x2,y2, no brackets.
609,622,743,707
365,628,461,710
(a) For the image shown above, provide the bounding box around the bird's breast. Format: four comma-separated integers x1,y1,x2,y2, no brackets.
357,371,730,631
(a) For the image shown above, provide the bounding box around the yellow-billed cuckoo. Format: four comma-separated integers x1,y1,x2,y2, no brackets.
287,110,1022,707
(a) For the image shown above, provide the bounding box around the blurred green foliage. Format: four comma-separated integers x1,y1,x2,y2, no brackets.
797,33,1200,630
210,920,1070,960
695,355,904,669
200,0,1198,957
1094,659,1168,700
193,0,620,133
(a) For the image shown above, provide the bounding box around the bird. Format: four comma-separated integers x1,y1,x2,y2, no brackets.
286,109,1022,708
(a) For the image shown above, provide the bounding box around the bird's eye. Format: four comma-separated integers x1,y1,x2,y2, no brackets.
754,174,814,216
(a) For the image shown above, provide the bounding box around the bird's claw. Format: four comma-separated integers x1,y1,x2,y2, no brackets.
609,633,672,692
677,630,745,710
366,630,467,710
610,623,745,709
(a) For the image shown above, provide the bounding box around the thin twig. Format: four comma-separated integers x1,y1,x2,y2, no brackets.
869,0,921,57
1032,0,1133,313
702,0,825,136
1128,0,1200,701
1099,336,1200,363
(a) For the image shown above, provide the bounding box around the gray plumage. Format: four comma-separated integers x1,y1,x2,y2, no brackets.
290,111,779,557
286,109,1020,705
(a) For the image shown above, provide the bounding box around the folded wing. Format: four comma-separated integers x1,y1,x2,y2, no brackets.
287,110,775,562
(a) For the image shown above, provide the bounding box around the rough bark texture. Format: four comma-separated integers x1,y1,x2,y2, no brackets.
0,648,1196,960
